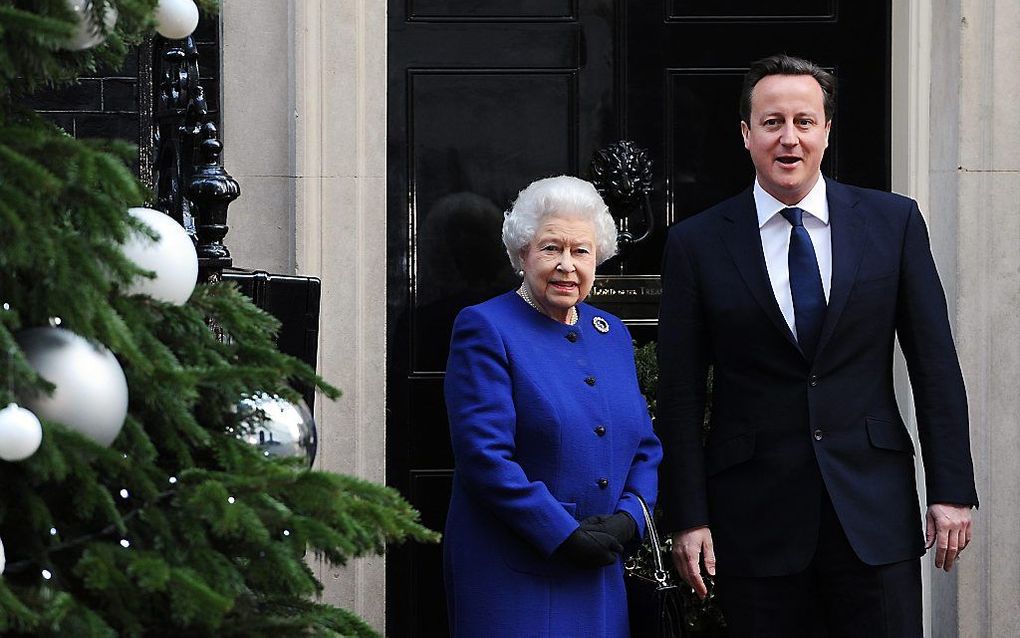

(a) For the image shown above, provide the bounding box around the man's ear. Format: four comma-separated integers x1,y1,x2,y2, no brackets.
740,120,751,150
824,120,832,148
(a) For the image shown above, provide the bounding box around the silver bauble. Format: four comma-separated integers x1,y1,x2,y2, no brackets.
16,327,128,447
121,207,198,306
65,0,118,51
155,0,199,40
236,393,316,467
0,403,44,461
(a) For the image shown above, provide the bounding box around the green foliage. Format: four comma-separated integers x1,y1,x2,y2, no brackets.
0,2,438,636
633,340,658,415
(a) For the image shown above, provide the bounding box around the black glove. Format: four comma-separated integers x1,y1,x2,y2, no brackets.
555,527,623,568
580,511,638,546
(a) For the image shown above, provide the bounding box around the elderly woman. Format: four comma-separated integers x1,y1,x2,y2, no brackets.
443,175,662,636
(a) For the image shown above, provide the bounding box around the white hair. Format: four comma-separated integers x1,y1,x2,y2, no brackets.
502,175,618,270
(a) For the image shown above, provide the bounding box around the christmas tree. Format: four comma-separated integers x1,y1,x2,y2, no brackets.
0,2,436,635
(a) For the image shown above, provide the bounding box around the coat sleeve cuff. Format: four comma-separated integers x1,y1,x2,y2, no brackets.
616,498,648,539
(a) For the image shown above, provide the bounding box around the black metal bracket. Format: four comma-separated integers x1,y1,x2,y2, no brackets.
152,35,239,283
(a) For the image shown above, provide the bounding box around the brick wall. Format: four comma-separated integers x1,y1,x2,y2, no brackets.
29,14,220,171
28,53,143,143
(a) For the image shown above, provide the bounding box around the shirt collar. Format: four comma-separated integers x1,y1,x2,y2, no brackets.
753,175,829,229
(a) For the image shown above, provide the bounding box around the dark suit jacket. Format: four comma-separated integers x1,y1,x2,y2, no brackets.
656,178,978,577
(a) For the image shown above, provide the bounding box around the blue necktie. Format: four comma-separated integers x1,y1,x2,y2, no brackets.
780,207,826,360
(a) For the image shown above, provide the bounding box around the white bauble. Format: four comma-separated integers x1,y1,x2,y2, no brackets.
236,393,317,467
121,207,198,306
0,403,43,461
16,327,129,447
65,0,118,51
155,0,200,40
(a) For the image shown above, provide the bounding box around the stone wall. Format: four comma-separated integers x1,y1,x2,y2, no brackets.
928,1,1020,636
221,0,389,631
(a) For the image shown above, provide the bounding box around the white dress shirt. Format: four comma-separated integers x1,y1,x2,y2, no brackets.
754,176,832,339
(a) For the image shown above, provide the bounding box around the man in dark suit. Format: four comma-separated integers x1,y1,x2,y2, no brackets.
656,54,978,636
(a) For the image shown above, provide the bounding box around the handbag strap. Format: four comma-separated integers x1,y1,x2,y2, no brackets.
634,494,668,578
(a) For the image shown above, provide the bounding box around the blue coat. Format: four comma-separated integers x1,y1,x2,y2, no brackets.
443,291,662,637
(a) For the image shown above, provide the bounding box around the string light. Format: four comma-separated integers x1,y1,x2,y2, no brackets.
282,530,290,537
227,496,235,504
168,476,177,484
119,489,129,499
5,489,178,576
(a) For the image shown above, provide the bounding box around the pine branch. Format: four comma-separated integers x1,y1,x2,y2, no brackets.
4,489,176,575
0,2,438,634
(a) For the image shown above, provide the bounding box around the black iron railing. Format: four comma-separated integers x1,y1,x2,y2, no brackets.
150,35,239,284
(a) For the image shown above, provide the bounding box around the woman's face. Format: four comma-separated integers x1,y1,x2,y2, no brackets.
520,214,597,322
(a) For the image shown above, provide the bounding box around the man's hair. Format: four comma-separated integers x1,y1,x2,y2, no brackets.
739,54,836,124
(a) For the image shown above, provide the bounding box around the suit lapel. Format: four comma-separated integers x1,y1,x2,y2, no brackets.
816,178,867,358
719,190,799,351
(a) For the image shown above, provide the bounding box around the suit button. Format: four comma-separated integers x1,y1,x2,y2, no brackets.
565,331,578,343
597,478,609,489
809,375,819,387
594,425,607,436
813,429,824,441
585,376,596,386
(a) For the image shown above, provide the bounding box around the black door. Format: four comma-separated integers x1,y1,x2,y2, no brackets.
387,2,889,635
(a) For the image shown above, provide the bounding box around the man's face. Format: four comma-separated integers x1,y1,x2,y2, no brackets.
741,74,831,205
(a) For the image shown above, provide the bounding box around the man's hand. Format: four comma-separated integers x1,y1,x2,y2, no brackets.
671,526,716,599
926,503,973,572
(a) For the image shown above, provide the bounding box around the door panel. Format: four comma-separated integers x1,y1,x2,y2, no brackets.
410,70,578,372
667,0,836,20
409,0,576,21
388,4,616,634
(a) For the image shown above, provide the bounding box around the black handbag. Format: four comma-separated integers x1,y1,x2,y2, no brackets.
623,496,686,637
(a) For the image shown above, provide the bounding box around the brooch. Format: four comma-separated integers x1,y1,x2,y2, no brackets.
592,316,610,334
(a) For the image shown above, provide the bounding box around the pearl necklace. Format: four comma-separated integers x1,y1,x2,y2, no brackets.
517,283,578,325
